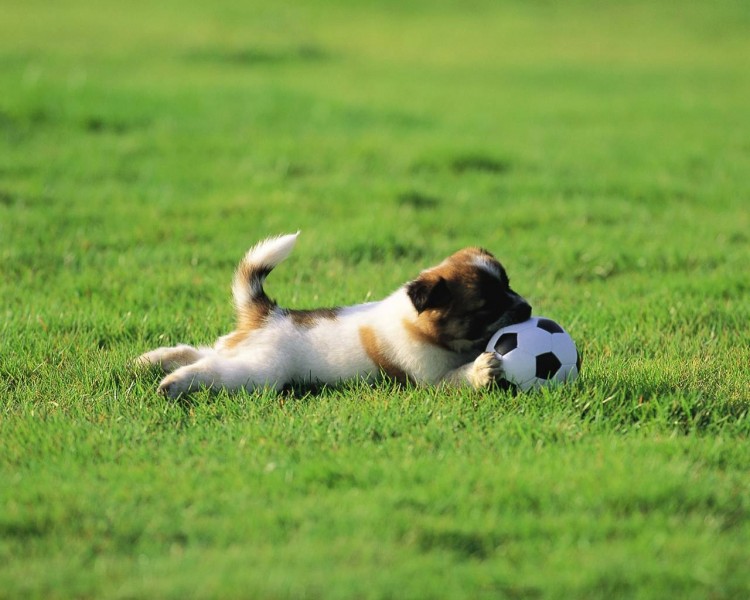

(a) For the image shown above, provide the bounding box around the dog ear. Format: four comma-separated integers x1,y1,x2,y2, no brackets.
407,276,452,314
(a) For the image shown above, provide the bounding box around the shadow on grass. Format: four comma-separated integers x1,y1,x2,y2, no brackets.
128,357,748,436
397,190,442,210
336,237,428,265
412,152,513,176
184,44,331,67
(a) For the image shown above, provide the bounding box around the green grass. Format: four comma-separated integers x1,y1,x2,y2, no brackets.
2,0,749,597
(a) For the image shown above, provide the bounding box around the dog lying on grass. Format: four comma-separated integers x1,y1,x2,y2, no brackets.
137,233,531,398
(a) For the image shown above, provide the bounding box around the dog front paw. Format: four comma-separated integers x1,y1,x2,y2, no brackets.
470,351,505,389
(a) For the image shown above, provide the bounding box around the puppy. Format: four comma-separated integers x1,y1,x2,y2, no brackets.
137,233,531,398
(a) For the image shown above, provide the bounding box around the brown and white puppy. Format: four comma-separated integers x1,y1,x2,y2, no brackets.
137,233,531,398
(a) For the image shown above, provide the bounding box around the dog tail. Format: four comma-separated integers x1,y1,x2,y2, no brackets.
232,232,299,326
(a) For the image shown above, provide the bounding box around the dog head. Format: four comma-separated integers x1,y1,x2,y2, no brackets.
406,247,531,352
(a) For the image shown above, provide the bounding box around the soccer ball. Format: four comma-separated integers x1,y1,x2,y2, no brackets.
487,317,580,392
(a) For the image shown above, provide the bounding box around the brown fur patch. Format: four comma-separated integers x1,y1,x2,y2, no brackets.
222,300,275,349
359,325,409,384
403,317,446,349
288,308,340,328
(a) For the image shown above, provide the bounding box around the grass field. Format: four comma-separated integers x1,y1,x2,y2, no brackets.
2,0,749,597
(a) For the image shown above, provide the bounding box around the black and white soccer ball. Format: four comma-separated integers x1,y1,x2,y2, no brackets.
487,317,580,391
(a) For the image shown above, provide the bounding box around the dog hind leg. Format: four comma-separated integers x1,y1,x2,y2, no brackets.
135,345,213,373
157,355,287,398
